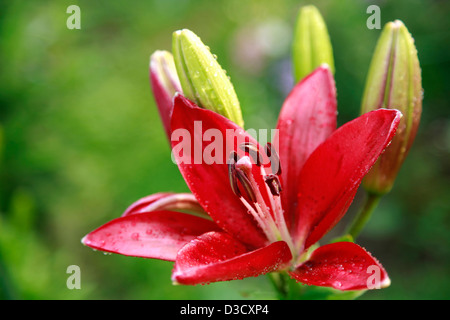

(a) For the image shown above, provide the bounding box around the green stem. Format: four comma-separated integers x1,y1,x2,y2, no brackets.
267,272,289,300
347,192,382,239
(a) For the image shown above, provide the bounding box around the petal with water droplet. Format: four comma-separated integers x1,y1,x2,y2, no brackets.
171,95,269,248
289,242,390,291
82,211,220,261
273,66,337,231
172,231,292,285
293,109,401,250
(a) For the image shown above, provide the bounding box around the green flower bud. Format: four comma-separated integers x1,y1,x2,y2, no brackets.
292,5,335,82
172,29,244,128
361,20,423,195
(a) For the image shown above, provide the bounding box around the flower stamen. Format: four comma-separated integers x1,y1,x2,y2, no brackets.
264,174,282,196
235,170,257,203
228,151,241,198
228,151,296,258
265,142,282,175
239,142,264,166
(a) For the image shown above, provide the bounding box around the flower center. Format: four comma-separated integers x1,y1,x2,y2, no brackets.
228,143,295,257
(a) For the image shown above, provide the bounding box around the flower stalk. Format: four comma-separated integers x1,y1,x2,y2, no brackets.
347,192,382,239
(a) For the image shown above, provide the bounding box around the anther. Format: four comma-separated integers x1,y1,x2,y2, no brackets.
229,153,258,203
264,174,282,196
228,151,241,197
239,142,263,166
235,170,257,203
265,143,282,175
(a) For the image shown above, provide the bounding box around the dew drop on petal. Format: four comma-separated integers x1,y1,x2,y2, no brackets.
131,232,140,241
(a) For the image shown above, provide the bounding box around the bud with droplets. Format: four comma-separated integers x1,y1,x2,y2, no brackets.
292,5,335,83
149,50,182,139
172,29,244,128
361,20,423,195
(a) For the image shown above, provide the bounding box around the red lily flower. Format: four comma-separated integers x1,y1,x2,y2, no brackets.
83,66,400,291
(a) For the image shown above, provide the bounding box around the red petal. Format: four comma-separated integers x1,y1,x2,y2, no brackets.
170,94,268,248
274,66,337,230
82,211,220,261
122,192,208,218
149,55,181,139
294,109,402,250
289,242,390,291
122,192,173,216
172,231,292,285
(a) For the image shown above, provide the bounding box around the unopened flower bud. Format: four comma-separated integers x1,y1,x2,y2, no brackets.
149,50,182,138
292,5,335,82
361,20,423,195
172,29,244,128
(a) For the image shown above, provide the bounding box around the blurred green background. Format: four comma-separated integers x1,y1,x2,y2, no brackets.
0,0,449,300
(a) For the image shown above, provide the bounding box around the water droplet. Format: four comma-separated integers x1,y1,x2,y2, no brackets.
131,233,140,241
